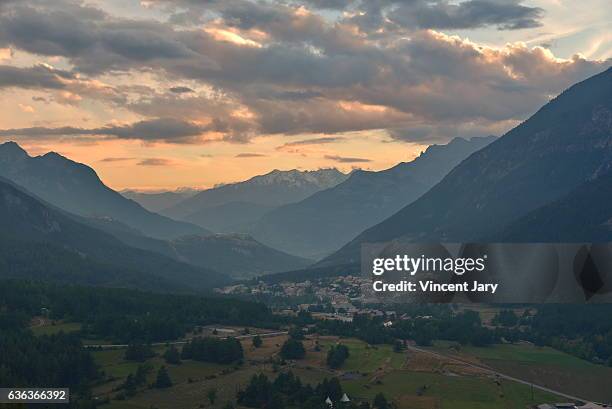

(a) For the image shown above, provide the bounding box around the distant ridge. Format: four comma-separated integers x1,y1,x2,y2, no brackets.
163,168,349,232
0,142,210,240
122,189,200,213
251,136,496,259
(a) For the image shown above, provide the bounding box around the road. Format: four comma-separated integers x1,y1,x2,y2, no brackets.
84,330,288,349
406,344,593,404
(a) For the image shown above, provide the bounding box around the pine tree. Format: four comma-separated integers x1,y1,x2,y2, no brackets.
163,345,181,365
252,335,263,348
373,393,388,409
207,388,217,405
280,339,305,360
154,366,172,389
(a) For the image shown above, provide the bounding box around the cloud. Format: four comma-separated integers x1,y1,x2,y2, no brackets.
99,157,135,162
324,154,371,163
18,103,34,113
0,47,12,60
104,118,205,142
137,158,173,166
276,136,345,150
281,136,344,146
0,64,71,90
387,0,544,31
0,2,202,74
0,64,124,107
0,0,607,146
235,152,267,157
0,118,206,143
154,0,543,32
169,86,194,93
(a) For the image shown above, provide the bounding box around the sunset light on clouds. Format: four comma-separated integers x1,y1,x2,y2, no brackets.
0,0,610,190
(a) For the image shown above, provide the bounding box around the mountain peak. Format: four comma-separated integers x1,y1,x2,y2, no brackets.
249,168,346,187
418,135,496,158
163,167,349,221
41,151,70,162
0,141,29,161
0,145,209,240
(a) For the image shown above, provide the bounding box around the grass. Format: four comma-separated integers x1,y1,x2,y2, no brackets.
460,343,598,369
343,370,560,409
93,346,226,381
317,338,564,409
31,321,81,336
319,338,405,373
93,335,590,409
93,349,143,379
432,342,612,403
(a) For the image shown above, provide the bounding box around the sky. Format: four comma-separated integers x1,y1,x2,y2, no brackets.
0,0,610,191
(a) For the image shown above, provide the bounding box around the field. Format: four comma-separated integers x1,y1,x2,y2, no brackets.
313,337,405,372
93,334,290,409
431,342,612,403
92,333,571,409
30,320,82,336
342,370,560,409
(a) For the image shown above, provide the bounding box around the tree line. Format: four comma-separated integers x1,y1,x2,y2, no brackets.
0,279,280,343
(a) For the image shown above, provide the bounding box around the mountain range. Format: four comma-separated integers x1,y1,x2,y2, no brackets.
3,67,609,289
0,143,209,240
251,136,496,259
0,144,315,280
323,66,612,266
0,177,227,291
161,168,349,233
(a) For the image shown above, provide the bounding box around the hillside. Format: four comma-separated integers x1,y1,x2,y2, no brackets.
86,218,311,278
0,178,227,291
496,170,612,242
170,234,312,279
0,142,210,240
